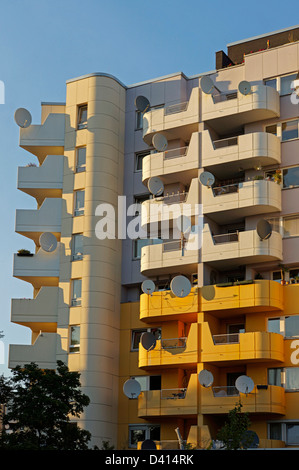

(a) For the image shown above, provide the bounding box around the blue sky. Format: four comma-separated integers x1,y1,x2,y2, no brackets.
0,0,298,375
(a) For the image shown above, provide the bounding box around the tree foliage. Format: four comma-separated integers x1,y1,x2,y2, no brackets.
216,402,254,450
0,361,92,450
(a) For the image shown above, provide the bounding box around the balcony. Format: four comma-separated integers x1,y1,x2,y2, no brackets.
200,384,285,415
138,373,198,418
15,198,62,246
202,179,281,224
201,325,284,363
140,238,199,276
202,225,282,269
201,131,281,177
19,113,65,164
142,132,199,186
138,323,198,369
143,87,199,145
13,246,60,289
9,332,64,370
140,287,199,322
201,84,280,134
141,178,199,229
11,286,59,331
201,280,283,316
17,155,63,204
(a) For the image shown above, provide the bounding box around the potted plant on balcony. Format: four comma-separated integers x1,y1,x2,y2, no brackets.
17,249,33,257
273,170,282,185
279,264,289,285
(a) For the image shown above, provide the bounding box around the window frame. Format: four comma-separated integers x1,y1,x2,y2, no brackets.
128,424,160,449
264,72,297,96
77,104,88,130
71,233,83,261
131,327,161,351
71,278,82,307
135,151,151,172
69,325,80,353
75,146,86,173
74,190,85,217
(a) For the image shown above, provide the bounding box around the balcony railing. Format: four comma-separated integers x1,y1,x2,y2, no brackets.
160,388,187,399
212,183,240,196
212,386,239,397
213,136,238,149
212,231,239,244
162,240,182,252
161,337,187,349
163,146,188,159
212,333,240,344
154,191,188,205
164,101,188,115
212,91,238,103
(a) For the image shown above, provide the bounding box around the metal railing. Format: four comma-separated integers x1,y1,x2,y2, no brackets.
161,337,187,349
212,386,239,397
212,231,239,244
154,191,188,205
212,183,239,196
213,333,240,345
213,136,238,149
164,146,188,160
162,240,182,252
165,101,188,115
212,91,238,104
160,388,187,400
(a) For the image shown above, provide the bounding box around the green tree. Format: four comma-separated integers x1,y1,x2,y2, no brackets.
216,402,254,450
0,361,92,450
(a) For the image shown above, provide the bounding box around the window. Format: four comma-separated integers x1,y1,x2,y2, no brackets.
283,216,299,237
268,368,283,387
287,423,299,445
282,120,299,141
131,328,161,351
134,194,149,216
269,422,282,440
77,105,87,129
265,124,277,135
280,73,297,96
286,368,299,390
129,425,160,448
69,325,80,353
74,190,85,216
71,279,82,306
135,151,150,172
136,111,143,130
268,317,281,335
265,78,277,89
72,234,83,261
76,147,86,173
134,375,161,391
283,166,299,188
133,238,150,259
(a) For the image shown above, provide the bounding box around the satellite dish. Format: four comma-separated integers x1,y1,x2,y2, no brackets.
14,108,32,128
141,279,155,295
235,375,254,394
170,275,191,298
199,171,215,188
256,219,272,241
176,215,192,235
241,430,259,449
147,176,164,196
152,133,168,152
238,80,252,96
140,332,157,351
135,95,150,113
141,439,157,450
39,232,57,252
123,378,141,399
200,76,219,94
198,369,214,388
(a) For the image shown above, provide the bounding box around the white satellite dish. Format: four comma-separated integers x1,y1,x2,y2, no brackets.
256,219,272,241
200,76,220,94
147,176,164,196
198,369,214,388
235,375,254,394
14,108,32,128
176,215,192,235
39,232,57,252
135,95,150,113
140,332,157,351
152,133,168,152
170,275,191,298
199,171,215,188
238,80,252,96
123,378,141,399
141,279,155,295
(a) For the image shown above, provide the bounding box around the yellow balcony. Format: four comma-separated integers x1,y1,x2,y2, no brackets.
202,179,281,224
143,87,199,145
201,384,285,415
11,286,60,331
17,155,63,205
201,131,281,175
140,287,199,322
15,198,62,245
138,323,198,369
13,246,60,289
201,84,280,134
201,324,284,363
19,113,65,164
201,280,283,316
9,332,64,370
142,132,199,186
202,225,282,268
138,373,198,418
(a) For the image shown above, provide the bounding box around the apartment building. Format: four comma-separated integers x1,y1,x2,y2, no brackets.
9,24,299,449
